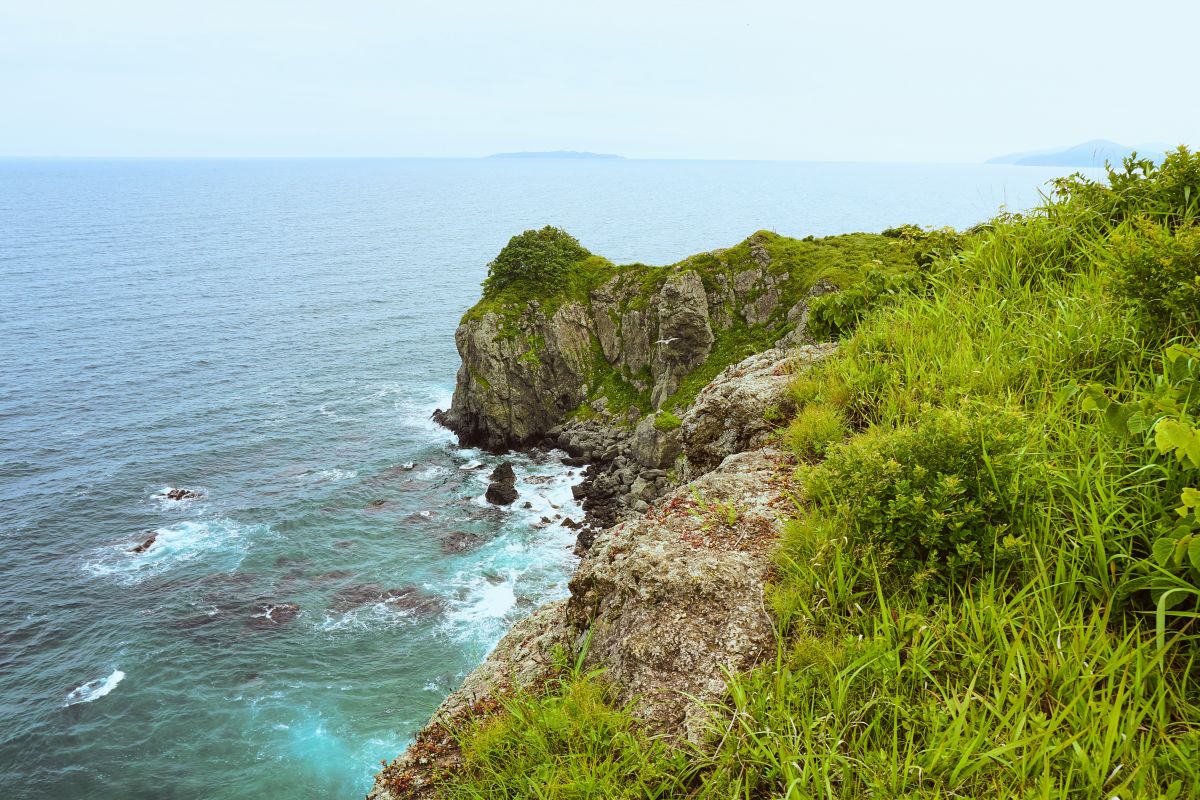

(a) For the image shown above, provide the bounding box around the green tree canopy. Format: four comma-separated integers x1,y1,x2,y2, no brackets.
483,226,591,296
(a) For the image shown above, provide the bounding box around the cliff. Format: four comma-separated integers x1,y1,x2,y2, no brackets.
433,227,912,452
372,152,1200,798
370,226,915,798
372,344,833,799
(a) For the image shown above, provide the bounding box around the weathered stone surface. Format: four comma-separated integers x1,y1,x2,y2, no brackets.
434,302,593,451
630,413,682,469
679,342,836,479
564,449,789,741
651,270,714,408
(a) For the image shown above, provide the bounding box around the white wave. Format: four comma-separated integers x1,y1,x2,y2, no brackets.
64,669,124,706
452,578,516,623
85,518,265,584
316,468,357,483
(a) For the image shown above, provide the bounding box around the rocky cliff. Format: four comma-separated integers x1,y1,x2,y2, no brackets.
372,344,834,799
433,227,909,452
370,228,916,798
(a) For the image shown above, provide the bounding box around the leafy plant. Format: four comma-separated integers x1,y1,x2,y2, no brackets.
808,265,926,340
1084,344,1200,639
482,226,592,297
806,407,1030,586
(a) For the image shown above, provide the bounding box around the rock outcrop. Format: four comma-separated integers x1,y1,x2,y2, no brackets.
371,344,835,800
484,462,518,505
371,227,912,798
679,342,836,479
434,229,908,452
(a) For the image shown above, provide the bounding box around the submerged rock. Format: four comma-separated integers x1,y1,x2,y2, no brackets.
439,530,487,555
329,583,386,612
245,602,300,629
130,532,157,554
164,488,200,501
383,586,444,616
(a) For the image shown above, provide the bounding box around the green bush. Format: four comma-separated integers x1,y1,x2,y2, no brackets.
808,266,926,340
652,410,681,432
783,404,847,458
1084,344,1200,640
806,407,1030,586
483,226,592,297
1050,145,1200,230
1110,219,1200,337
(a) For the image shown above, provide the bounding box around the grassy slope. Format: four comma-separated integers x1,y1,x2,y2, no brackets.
416,150,1200,799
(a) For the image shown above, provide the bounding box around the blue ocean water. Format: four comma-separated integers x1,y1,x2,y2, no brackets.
0,158,1098,799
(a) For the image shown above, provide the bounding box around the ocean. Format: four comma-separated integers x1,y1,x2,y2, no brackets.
0,157,1099,798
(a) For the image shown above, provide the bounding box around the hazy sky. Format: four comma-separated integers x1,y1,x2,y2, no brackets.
2,0,1195,161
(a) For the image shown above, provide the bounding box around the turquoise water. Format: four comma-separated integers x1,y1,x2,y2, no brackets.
0,158,1097,798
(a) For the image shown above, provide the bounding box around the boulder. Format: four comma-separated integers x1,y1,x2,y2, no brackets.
679,343,835,478
631,414,682,469
485,461,519,505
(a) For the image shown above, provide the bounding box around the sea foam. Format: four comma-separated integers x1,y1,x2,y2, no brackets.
64,669,125,706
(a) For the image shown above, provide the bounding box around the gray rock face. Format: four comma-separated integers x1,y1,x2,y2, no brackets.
564,450,787,741
650,271,715,408
679,343,837,479
434,302,593,451
630,414,682,469
436,241,832,452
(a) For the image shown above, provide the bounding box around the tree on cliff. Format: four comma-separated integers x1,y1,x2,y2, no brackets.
482,226,591,297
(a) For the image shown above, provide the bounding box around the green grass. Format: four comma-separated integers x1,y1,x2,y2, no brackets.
412,149,1200,800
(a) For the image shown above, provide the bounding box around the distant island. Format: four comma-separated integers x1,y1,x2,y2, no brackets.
486,150,624,160
988,139,1168,167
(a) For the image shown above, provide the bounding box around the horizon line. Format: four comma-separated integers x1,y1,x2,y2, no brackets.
0,153,1083,167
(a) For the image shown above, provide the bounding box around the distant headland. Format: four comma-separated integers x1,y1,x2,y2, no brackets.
485,150,625,160
987,139,1168,167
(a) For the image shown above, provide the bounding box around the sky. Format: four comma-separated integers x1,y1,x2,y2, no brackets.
1,0,1196,161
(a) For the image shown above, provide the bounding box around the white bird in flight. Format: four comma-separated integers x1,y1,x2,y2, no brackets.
656,337,679,345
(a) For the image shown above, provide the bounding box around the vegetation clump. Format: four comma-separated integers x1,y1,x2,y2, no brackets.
652,410,681,432
482,226,592,297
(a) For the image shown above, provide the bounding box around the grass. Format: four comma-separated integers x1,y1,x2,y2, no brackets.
400,149,1200,799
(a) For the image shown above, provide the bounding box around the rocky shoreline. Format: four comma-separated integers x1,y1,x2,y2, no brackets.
369,342,836,799
367,228,895,798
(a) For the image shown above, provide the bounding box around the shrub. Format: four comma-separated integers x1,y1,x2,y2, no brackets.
652,410,682,432
1084,344,1200,640
808,265,926,340
1050,145,1200,230
806,407,1030,586
483,226,591,297
783,404,847,458
1110,219,1200,337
